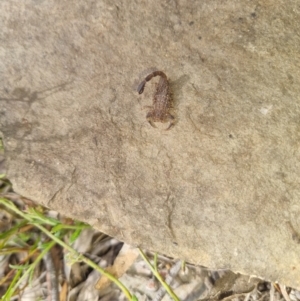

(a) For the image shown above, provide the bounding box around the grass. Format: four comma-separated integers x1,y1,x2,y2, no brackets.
0,194,180,301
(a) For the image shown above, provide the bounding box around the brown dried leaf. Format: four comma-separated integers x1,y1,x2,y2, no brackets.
95,245,139,291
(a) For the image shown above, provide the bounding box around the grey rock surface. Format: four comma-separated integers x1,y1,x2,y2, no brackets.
1,0,300,288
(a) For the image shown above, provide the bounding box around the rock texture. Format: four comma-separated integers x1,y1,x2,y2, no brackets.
1,0,300,288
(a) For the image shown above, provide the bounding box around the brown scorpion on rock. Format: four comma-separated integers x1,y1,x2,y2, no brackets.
137,70,175,130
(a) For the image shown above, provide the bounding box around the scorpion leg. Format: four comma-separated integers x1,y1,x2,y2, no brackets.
146,112,157,128
165,113,175,130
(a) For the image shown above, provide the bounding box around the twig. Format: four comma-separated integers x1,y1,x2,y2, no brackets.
43,239,59,301
279,284,291,301
270,283,275,301
138,248,180,301
153,260,181,301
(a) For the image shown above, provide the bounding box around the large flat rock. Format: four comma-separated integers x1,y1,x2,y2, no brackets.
1,0,300,288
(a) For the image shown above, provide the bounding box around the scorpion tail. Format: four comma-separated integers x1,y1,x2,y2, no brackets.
137,80,146,94
137,71,167,94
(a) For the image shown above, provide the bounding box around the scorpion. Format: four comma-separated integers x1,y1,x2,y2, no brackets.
137,70,175,130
